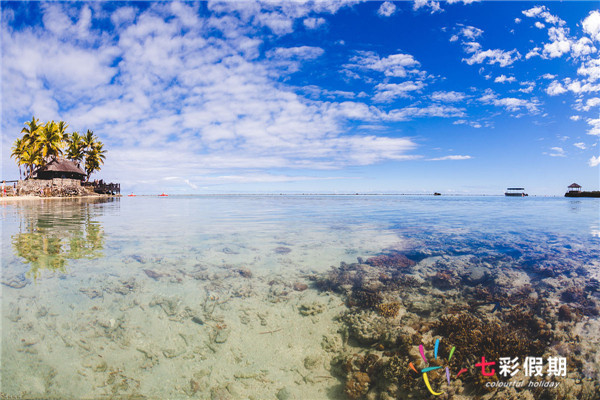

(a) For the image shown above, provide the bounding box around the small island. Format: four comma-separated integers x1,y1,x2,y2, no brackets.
4,116,119,198
564,183,600,198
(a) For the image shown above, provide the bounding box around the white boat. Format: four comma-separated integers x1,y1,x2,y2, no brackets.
505,187,528,197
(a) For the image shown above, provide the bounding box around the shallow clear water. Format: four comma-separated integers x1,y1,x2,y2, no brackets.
1,196,599,399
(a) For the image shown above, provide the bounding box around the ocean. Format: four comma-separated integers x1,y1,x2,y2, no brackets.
1,195,599,399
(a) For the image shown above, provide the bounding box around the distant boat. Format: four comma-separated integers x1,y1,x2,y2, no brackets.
434,192,441,196
159,193,168,197
505,187,528,197
127,193,136,197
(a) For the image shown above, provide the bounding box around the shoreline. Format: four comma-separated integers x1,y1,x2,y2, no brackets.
0,194,121,203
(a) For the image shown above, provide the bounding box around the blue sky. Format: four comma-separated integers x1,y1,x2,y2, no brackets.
1,1,599,195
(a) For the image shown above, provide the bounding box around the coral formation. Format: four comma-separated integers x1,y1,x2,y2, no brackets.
376,302,401,318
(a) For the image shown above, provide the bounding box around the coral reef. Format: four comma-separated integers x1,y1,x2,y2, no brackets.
375,302,401,318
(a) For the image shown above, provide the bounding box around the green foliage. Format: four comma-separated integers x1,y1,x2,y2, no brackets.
12,116,107,180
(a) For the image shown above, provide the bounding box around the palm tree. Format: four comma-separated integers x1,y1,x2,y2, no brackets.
66,132,85,167
20,147,42,179
84,142,106,181
11,138,25,179
21,116,42,146
57,121,69,142
36,121,64,163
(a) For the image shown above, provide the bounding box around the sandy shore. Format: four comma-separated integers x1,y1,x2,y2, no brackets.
0,194,121,203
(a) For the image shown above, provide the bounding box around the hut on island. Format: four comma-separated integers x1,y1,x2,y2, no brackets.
35,159,86,181
565,183,600,198
567,183,582,194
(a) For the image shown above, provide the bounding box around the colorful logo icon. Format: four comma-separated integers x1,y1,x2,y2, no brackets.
409,338,466,396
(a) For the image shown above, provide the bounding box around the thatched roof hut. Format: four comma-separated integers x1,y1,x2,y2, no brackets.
35,159,86,180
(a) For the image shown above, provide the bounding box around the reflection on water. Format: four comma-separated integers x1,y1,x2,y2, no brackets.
10,198,114,279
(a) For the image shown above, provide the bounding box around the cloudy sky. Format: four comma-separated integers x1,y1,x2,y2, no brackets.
2,1,599,195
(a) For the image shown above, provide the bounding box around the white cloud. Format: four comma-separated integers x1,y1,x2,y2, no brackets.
446,0,480,4
571,37,597,58
303,17,326,29
542,73,556,79
564,79,600,94
581,97,600,112
478,89,540,113
589,155,600,167
413,0,442,14
463,48,521,67
494,75,516,83
574,142,586,150
535,21,545,29
385,105,466,121
578,58,600,82
267,46,324,60
542,27,571,58
430,91,467,102
459,25,483,40
344,50,422,78
546,81,567,96
373,81,425,102
525,47,541,59
587,118,600,136
429,155,472,161
583,10,600,42
377,2,396,17
549,147,565,157
519,81,535,93
514,18,522,24
522,5,566,26
453,119,482,128
570,115,581,121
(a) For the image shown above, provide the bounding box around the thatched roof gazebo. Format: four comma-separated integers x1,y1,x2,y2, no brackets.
567,183,582,192
35,159,86,180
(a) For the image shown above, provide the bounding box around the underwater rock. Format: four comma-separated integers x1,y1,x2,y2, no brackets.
343,310,400,346
129,254,147,263
79,287,103,299
149,296,181,317
349,289,383,309
143,269,164,280
463,265,490,285
274,246,292,254
375,302,401,318
365,253,415,269
191,315,204,325
1,273,30,289
276,387,295,400
303,355,322,370
293,282,308,291
344,372,370,399
558,304,578,322
7,303,21,322
222,247,239,255
299,302,326,316
112,278,136,295
236,268,252,278
431,270,459,289
213,325,230,344
211,387,233,400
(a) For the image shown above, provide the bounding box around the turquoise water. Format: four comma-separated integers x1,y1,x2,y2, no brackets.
1,196,599,399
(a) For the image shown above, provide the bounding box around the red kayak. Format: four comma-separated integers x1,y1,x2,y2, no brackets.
159,193,168,197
